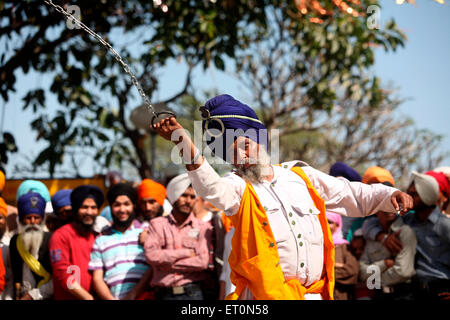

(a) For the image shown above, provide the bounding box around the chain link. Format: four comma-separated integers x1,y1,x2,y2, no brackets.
43,0,158,118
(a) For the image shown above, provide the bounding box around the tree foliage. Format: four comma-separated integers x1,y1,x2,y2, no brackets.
1,0,445,181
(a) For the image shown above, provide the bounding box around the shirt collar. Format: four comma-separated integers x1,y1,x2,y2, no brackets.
427,207,441,225
168,212,196,228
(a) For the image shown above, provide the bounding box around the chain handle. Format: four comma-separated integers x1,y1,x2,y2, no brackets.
43,0,176,123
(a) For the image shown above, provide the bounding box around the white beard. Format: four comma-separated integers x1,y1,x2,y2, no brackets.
18,223,44,258
234,147,272,184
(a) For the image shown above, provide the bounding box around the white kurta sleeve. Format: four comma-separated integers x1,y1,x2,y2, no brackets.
301,165,398,217
187,159,245,216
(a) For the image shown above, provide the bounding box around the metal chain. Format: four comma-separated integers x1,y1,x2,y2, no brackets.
43,0,158,118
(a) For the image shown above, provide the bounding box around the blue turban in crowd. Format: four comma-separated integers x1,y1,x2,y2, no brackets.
71,185,104,214
202,94,268,162
16,180,51,203
17,192,46,220
329,162,361,182
51,189,72,213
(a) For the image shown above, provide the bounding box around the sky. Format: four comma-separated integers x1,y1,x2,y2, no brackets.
1,0,449,179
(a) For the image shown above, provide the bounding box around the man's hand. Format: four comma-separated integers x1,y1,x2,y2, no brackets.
377,230,403,256
152,116,184,143
139,229,148,246
384,258,395,269
391,191,413,215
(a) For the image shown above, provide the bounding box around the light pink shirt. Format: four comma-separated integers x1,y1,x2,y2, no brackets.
144,213,212,288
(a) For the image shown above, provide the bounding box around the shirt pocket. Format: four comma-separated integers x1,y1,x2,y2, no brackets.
291,203,322,245
263,199,290,244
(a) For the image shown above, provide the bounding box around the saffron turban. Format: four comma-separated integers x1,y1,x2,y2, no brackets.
71,185,104,214
362,166,395,187
17,180,51,203
107,183,138,206
137,179,166,206
0,171,5,193
411,171,439,206
51,189,72,213
0,197,7,217
329,162,361,182
166,173,194,205
425,171,450,198
202,94,268,162
17,192,46,219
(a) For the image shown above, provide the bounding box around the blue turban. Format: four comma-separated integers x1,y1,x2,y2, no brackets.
51,189,73,213
202,94,268,162
329,162,361,182
71,185,104,214
17,192,46,220
17,180,51,203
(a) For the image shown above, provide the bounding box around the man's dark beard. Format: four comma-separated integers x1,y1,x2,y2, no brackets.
140,206,163,222
112,212,135,229
74,214,96,233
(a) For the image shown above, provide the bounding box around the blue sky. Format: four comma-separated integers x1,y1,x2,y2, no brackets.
373,0,450,160
2,1,449,179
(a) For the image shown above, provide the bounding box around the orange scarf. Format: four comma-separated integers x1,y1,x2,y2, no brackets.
226,166,335,300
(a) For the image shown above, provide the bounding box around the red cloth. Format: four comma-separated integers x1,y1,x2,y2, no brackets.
0,247,5,294
426,171,450,197
49,223,96,300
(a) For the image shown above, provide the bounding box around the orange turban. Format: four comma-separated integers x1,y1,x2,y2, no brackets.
137,179,166,206
0,197,7,217
0,171,4,193
362,166,395,186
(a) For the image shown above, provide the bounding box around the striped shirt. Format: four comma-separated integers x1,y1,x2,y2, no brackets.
89,222,149,299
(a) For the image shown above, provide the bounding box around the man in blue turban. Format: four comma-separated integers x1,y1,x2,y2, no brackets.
201,94,268,164
329,162,362,182
5,192,53,300
51,189,73,230
153,94,413,300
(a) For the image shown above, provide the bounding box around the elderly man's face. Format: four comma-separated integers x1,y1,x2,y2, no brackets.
22,213,43,226
230,136,261,168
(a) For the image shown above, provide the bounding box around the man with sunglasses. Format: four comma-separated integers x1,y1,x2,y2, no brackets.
143,173,213,300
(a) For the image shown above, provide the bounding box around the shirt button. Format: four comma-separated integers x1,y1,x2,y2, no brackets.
291,221,296,225
299,241,303,246
269,242,275,247
309,209,313,213
289,212,293,217
297,234,302,239
300,262,305,268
